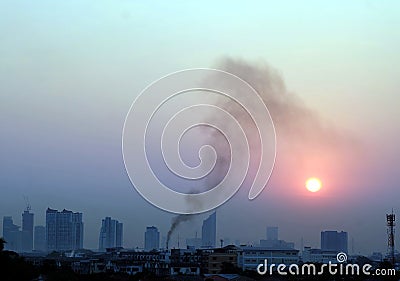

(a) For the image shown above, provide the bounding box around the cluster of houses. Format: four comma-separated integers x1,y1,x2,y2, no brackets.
24,244,357,277
23,244,400,281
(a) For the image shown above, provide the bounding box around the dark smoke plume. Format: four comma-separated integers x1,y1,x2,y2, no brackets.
166,189,205,248
217,57,355,149
166,58,360,246
205,57,360,193
166,214,193,248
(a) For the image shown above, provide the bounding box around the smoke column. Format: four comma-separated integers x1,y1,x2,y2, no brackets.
166,214,193,248
165,57,361,246
210,57,361,193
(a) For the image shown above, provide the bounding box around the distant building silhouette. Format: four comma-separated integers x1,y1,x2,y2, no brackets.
260,226,295,249
2,210,34,253
21,210,34,252
369,252,383,262
2,216,21,251
34,226,46,252
145,226,160,251
202,212,216,248
46,208,84,251
186,237,202,249
321,230,348,253
98,217,123,251
266,226,278,240
259,239,295,249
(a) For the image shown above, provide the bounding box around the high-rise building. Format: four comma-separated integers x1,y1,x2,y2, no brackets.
34,226,46,252
46,208,84,251
98,217,123,251
202,212,216,248
266,226,278,240
116,221,123,248
260,226,293,248
321,231,348,253
21,210,34,252
2,216,21,251
144,226,160,251
3,210,35,253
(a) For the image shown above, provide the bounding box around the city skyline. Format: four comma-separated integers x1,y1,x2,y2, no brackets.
1,205,391,258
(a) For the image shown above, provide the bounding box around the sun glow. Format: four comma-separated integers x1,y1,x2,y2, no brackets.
306,177,322,192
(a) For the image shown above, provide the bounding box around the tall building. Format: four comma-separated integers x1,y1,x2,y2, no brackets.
202,212,216,248
116,221,123,248
260,226,294,249
144,226,160,251
2,216,21,251
98,217,123,251
321,231,348,253
34,226,46,252
46,208,84,251
266,226,278,240
21,210,34,252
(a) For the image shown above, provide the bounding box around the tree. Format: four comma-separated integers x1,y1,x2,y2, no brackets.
0,237,6,251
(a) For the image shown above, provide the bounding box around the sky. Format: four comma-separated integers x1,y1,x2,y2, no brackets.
1,1,400,255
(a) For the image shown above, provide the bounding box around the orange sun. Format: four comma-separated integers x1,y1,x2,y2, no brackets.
306,177,322,192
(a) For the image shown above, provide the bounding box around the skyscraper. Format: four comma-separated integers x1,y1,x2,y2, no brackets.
144,226,160,251
46,208,84,251
98,217,123,251
266,226,278,241
21,210,34,252
2,216,21,251
321,231,348,253
202,212,216,248
34,226,46,252
116,221,123,248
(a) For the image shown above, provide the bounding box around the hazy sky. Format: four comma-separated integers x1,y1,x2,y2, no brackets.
1,1,400,255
